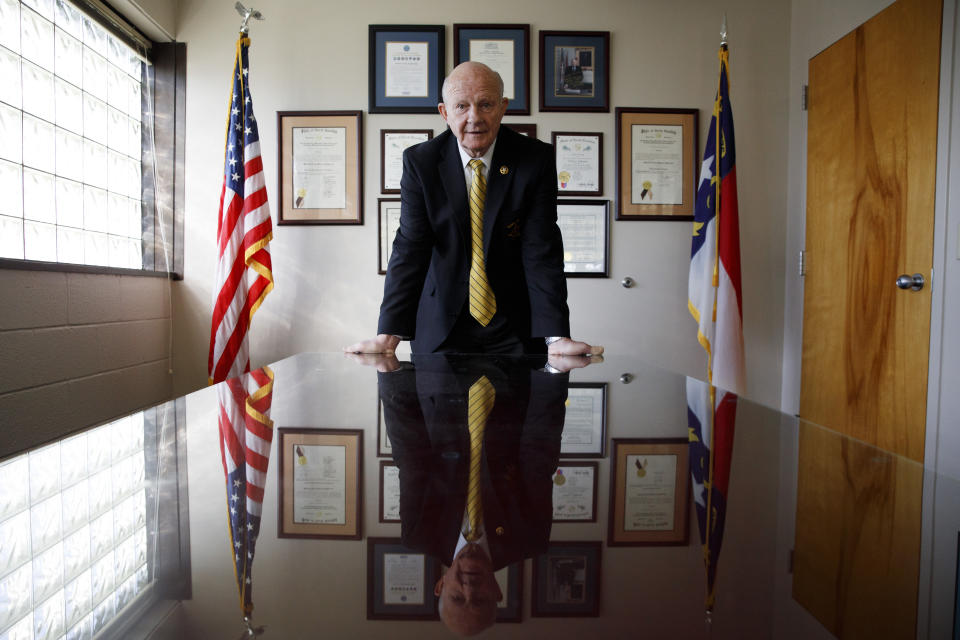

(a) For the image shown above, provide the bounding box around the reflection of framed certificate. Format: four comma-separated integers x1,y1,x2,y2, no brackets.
560,382,607,457
369,25,444,113
539,31,609,112
615,107,698,220
377,198,401,274
532,541,601,617
277,111,363,225
495,562,523,622
503,122,536,138
380,129,432,193
608,438,690,546
454,24,530,115
552,462,598,522
377,398,392,456
367,538,440,620
278,428,362,539
557,200,609,277
379,461,400,523
553,132,602,196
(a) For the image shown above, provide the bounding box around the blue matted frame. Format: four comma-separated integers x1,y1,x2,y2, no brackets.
539,31,610,112
454,24,531,115
369,25,445,113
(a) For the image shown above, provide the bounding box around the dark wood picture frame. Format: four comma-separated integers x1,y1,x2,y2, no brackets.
539,31,610,112
556,199,609,278
560,382,608,457
277,428,362,539
615,107,698,220
496,561,523,622
503,122,537,138
367,537,440,620
552,131,603,196
369,25,445,113
531,541,601,617
277,110,363,225
608,438,690,546
377,198,401,275
551,461,599,523
454,23,531,115
380,129,432,193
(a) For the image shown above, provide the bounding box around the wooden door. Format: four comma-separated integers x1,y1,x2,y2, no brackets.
799,0,941,463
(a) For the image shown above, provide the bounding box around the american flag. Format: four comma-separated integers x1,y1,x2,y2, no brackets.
208,35,274,384
218,365,274,618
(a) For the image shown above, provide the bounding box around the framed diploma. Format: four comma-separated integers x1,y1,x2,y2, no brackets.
369,25,444,113
377,198,401,275
495,562,523,622
552,462,599,523
608,438,690,546
277,111,363,225
454,24,531,115
557,200,609,277
539,31,610,113
553,132,602,196
531,541,601,617
378,461,400,523
380,129,432,193
367,538,440,620
503,122,536,138
376,398,393,456
277,428,362,539
615,107,698,220
560,382,607,457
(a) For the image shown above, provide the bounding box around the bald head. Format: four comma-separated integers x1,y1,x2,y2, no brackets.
438,62,509,157
442,61,504,104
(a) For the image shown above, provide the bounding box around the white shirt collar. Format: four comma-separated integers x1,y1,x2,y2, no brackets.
456,138,497,173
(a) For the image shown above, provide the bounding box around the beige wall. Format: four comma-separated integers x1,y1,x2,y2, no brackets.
172,0,792,408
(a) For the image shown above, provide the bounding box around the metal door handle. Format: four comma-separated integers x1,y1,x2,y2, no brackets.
896,273,924,291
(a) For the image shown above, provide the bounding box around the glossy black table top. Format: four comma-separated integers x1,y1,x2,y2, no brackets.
1,352,957,639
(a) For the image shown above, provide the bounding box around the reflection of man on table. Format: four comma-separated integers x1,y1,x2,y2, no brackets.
345,61,602,359
378,355,568,635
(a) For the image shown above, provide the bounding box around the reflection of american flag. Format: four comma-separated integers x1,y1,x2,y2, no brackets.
208,35,274,384
218,366,274,617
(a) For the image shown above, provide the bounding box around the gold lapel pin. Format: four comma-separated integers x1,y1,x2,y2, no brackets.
499,166,508,175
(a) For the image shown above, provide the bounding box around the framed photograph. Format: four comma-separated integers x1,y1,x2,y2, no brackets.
552,132,602,196
552,462,598,523
608,438,690,546
495,562,523,622
531,541,601,617
277,111,363,225
369,25,444,113
379,461,400,523
378,199,401,275
367,537,440,620
615,107,699,220
377,398,393,456
381,129,432,193
454,24,531,115
557,200,609,277
560,382,607,457
503,122,536,138
539,31,609,112
277,428,362,539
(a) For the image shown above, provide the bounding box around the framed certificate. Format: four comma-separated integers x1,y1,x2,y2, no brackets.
553,132,602,196
377,198,401,274
277,111,363,225
560,382,607,457
367,538,440,620
495,562,523,622
615,107,698,220
531,541,601,617
369,25,444,113
557,200,609,277
277,428,362,539
454,24,531,115
377,397,393,456
380,129,432,193
503,122,536,138
379,461,400,523
539,31,610,112
608,438,690,546
551,462,598,523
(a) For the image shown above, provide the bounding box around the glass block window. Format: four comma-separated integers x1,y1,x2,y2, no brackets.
0,413,150,639
0,0,144,270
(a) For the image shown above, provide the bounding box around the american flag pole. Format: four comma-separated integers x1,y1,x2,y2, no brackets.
208,29,274,385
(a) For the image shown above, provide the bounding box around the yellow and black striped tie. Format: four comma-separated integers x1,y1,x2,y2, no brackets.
465,375,495,542
467,159,496,326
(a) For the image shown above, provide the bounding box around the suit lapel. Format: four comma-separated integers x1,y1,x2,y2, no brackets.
484,129,516,256
438,133,469,250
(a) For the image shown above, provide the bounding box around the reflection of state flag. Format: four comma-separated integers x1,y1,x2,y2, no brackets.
218,366,274,618
687,377,736,612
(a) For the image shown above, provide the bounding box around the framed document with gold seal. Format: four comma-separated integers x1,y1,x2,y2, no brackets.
553,132,602,196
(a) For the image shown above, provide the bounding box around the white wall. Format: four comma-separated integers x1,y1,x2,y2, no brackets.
172,0,792,408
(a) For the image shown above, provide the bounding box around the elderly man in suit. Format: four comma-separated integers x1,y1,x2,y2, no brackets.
346,61,602,357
